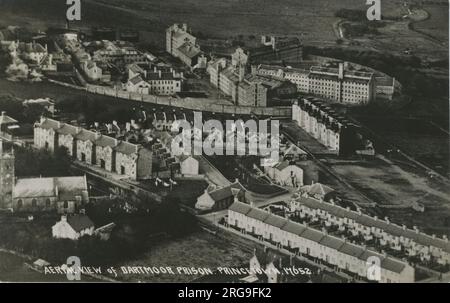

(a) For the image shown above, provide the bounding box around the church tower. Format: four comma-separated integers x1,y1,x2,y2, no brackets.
0,140,14,210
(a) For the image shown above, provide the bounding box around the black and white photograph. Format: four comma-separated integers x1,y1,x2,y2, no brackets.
0,0,449,291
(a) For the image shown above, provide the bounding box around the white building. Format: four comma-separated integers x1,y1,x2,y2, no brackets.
264,161,304,187
126,63,183,96
292,97,351,154
166,24,203,69
253,62,376,105
178,155,199,176
52,215,95,240
227,201,415,283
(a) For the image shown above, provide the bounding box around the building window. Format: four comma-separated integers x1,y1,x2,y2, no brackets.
32,199,37,207
45,199,51,207
17,199,23,208
63,201,69,208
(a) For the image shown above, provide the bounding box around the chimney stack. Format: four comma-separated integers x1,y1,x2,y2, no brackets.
338,62,344,80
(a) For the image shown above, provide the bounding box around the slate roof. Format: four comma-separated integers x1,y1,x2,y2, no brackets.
228,201,252,215
300,228,324,242
13,176,87,201
246,208,270,221
38,118,60,130
319,235,345,250
95,135,117,148
13,178,55,198
56,124,79,136
54,176,88,201
177,42,201,59
281,221,307,235
0,113,18,125
294,194,450,253
338,242,365,258
128,75,146,85
114,141,138,155
209,186,233,202
67,215,94,232
75,129,97,142
264,214,288,229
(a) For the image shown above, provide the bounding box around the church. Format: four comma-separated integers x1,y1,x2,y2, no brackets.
0,140,89,213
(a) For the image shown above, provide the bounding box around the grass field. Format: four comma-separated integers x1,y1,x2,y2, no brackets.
113,230,252,282
326,156,450,237
0,0,447,60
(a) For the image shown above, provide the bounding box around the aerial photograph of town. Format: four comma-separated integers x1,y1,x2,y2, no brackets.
0,0,449,291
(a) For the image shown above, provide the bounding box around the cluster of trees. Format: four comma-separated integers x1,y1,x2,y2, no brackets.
0,94,49,124
341,22,384,38
335,9,369,22
57,96,136,125
0,198,198,267
14,145,72,178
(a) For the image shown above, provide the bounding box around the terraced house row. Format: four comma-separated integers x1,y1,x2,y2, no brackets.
34,118,152,180
292,97,355,154
227,201,414,283
289,193,450,266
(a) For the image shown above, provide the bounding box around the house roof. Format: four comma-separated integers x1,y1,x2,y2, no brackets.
13,176,87,200
281,221,307,235
74,129,97,142
247,208,270,221
293,194,450,253
54,176,87,201
114,141,138,155
128,75,146,85
56,124,79,136
228,201,252,215
273,161,290,171
38,118,60,130
264,214,288,229
300,228,324,242
95,135,117,148
13,178,56,198
232,202,412,275
209,186,233,202
67,215,94,232
0,113,18,125
307,183,335,196
319,235,345,251
381,257,406,274
284,144,307,156
338,242,365,258
177,42,201,59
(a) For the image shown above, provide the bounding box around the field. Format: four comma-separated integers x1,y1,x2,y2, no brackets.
113,230,252,283
324,155,450,237
355,117,450,176
0,0,447,60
